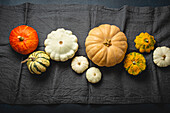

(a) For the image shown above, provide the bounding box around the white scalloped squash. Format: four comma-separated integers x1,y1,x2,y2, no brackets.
44,28,78,61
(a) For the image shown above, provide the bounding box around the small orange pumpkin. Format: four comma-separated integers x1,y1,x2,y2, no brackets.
85,24,128,67
9,25,39,55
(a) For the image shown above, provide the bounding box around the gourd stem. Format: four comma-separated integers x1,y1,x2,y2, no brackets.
21,57,34,64
133,61,136,65
103,39,112,47
162,55,166,60
18,36,24,41
144,38,148,43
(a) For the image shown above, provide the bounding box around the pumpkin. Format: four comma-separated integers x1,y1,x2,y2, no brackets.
134,32,156,53
86,67,102,83
9,25,39,55
153,46,170,67
124,52,146,75
44,28,78,62
71,56,89,74
85,24,128,67
21,51,50,74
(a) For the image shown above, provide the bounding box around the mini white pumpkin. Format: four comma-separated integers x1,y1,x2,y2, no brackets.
86,67,102,83
153,46,170,67
71,56,89,74
44,28,78,61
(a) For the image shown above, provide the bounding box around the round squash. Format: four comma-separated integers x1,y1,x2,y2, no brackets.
22,51,50,74
153,46,170,67
71,56,89,74
124,52,146,75
9,25,39,55
44,28,78,62
134,32,156,53
85,24,128,67
86,67,102,83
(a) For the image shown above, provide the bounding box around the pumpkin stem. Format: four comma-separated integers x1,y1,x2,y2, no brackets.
78,62,81,65
144,38,149,43
21,57,35,64
103,39,112,47
132,61,136,65
59,41,63,45
18,36,24,41
162,55,166,60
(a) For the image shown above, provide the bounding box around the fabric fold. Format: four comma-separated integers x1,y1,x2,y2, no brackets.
0,3,170,104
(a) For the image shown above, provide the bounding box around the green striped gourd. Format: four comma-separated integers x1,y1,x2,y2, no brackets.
22,51,50,74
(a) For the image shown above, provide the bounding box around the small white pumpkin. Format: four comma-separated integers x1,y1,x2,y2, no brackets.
86,67,102,83
44,28,78,61
71,56,89,74
153,46,170,67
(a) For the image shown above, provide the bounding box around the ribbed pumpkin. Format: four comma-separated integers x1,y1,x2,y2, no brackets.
22,51,50,74
134,32,156,53
9,25,39,55
85,24,128,67
124,52,146,75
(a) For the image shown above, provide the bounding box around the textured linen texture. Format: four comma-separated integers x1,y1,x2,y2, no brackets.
0,3,170,104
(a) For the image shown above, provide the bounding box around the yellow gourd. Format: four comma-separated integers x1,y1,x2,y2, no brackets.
134,32,156,53
124,52,146,75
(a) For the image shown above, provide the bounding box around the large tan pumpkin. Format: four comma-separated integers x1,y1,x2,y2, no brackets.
85,24,128,67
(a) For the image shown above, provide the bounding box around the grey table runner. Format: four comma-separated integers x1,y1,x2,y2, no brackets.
0,3,170,104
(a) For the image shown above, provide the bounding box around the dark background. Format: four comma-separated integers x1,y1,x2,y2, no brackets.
0,0,170,113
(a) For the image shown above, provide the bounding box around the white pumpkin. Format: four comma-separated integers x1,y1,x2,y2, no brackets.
86,67,102,83
71,56,89,74
44,28,78,61
153,46,170,67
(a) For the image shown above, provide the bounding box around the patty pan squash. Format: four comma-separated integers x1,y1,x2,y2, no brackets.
134,32,156,53
44,28,78,61
124,52,146,75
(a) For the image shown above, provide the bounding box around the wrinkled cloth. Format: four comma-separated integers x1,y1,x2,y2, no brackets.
0,3,170,104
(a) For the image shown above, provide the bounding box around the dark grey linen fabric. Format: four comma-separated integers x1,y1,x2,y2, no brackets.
0,3,170,104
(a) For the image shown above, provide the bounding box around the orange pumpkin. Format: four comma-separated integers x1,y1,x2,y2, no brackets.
9,25,39,55
85,24,128,67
